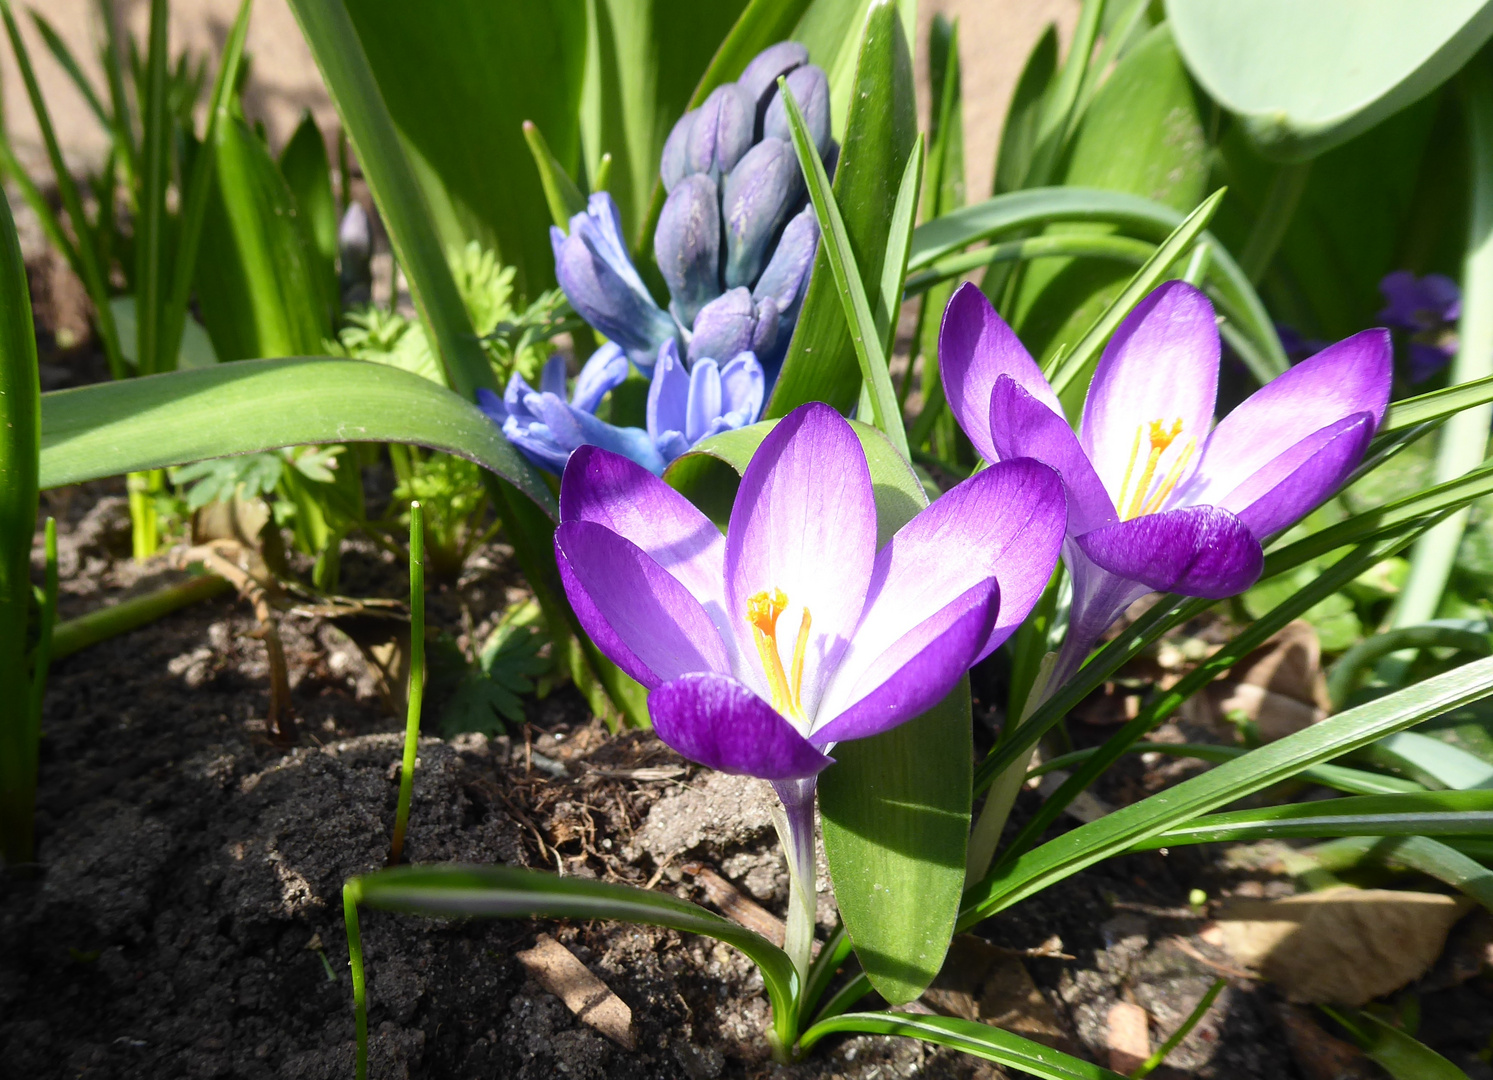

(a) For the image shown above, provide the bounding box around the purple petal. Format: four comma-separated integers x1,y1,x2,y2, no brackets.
686,358,723,442
989,375,1116,535
571,342,630,413
660,108,696,192
738,41,810,120
824,456,1067,718
1183,328,1391,509
656,174,722,327
726,403,877,712
539,354,567,398
649,672,832,781
1220,414,1376,539
476,386,508,426
719,351,765,421
555,521,732,688
1075,505,1263,599
1080,281,1217,510
811,580,998,746
559,445,730,627
938,283,1061,464
647,339,689,442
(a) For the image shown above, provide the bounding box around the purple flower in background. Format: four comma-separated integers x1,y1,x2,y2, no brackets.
553,404,1066,967
479,344,664,476
552,194,679,371
648,340,764,465
940,281,1392,680
1379,270,1461,383
1274,323,1329,364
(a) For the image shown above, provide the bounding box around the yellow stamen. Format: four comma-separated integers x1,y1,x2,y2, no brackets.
1120,418,1185,520
746,588,813,719
1139,436,1198,516
1116,423,1144,517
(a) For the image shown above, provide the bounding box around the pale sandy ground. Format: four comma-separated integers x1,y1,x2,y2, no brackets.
5,0,1078,201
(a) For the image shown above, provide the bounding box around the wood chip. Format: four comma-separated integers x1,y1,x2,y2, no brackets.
684,863,786,946
515,934,634,1049
1106,1000,1150,1074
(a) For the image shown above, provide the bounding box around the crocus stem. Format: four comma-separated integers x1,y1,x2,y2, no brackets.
389,501,424,865
771,778,818,998
1395,63,1493,629
343,881,369,1080
965,651,1058,886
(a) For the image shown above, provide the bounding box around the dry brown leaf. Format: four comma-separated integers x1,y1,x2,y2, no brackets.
515,934,634,1049
1212,681,1325,741
1106,1001,1150,1074
1232,620,1329,709
923,936,1069,1049
1217,886,1471,1005
1276,1003,1381,1080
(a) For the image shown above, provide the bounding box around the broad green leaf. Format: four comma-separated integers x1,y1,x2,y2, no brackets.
341,0,587,296
800,1012,1127,1080
108,296,218,370
1010,25,1211,407
279,110,340,316
0,184,40,868
993,25,1057,196
348,864,799,1058
768,0,917,418
792,0,916,144
1167,0,1493,161
668,417,968,1004
1321,1006,1472,1080
963,655,1493,927
37,358,554,515
581,0,747,245
194,112,330,360
1129,789,1493,847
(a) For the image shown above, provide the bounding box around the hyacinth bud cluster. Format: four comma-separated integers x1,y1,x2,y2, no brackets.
498,41,831,478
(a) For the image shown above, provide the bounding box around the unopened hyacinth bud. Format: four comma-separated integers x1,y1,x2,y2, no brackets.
738,40,809,131
762,65,832,157
647,339,765,464
685,84,754,182
338,202,373,308
655,175,722,328
660,109,696,192
722,138,803,289
552,193,677,369
753,205,818,325
687,287,778,366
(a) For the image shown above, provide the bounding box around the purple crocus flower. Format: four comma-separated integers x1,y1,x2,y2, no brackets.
553,403,1066,977
940,281,1392,680
647,339,764,465
1379,270,1461,383
478,344,664,476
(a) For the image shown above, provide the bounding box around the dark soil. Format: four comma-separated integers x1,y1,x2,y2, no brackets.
5,235,1492,1080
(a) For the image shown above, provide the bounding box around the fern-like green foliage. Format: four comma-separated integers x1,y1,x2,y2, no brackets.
433,601,552,737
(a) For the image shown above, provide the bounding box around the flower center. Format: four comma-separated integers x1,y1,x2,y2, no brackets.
1116,418,1198,521
746,588,812,720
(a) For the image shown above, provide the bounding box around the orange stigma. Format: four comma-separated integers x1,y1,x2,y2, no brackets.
746,588,812,719
1117,418,1196,520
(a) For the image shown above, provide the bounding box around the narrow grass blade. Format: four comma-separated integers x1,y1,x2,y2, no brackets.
876,134,924,357
962,654,1493,927
799,923,853,1022
0,0,126,380
800,1012,1128,1080
134,0,169,376
1363,730,1493,791
26,520,57,751
0,135,83,281
904,233,1156,297
1381,372,1493,435
39,358,555,514
31,12,110,130
95,0,138,191
1321,1006,1471,1080
1023,0,1104,189
0,186,39,869
779,76,909,457
389,502,424,865
1046,188,1225,395
1328,625,1493,710
523,120,588,229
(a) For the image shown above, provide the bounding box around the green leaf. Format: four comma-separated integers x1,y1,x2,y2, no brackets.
108,296,218,371
1307,834,1493,913
667,416,966,1004
1167,0,1493,161
1383,372,1493,435
768,0,918,418
38,358,554,515
777,69,911,456
1364,730,1493,791
339,0,587,295
1321,1006,1472,1080
993,25,1057,196
963,654,1493,927
0,181,40,868
134,0,169,376
799,1012,1127,1080
349,863,799,1049
521,120,588,230
278,110,340,317
194,112,331,360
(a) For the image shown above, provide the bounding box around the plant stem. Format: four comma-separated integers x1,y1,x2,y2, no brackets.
1395,64,1493,628
127,469,161,560
343,881,369,1080
50,572,230,660
1237,161,1310,284
771,778,819,1004
389,501,424,865
27,519,57,755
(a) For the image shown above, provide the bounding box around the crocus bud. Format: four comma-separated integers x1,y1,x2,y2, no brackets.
762,65,832,158
647,340,765,464
688,287,775,366
338,202,373,308
738,41,810,131
552,193,678,365
655,175,722,328
721,138,803,290
753,204,818,327
685,84,754,182
660,109,697,192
